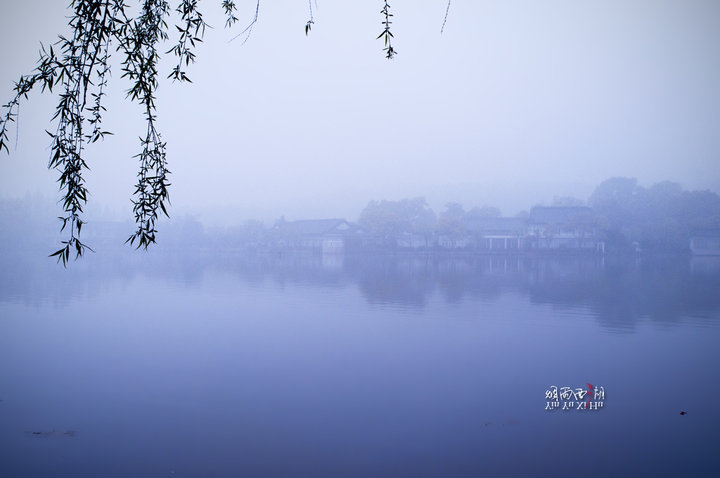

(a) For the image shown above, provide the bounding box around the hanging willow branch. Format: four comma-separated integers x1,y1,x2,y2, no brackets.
305,0,315,35
168,0,207,83
0,0,202,263
221,0,239,28
378,1,396,59
119,0,172,249
0,1,455,264
45,0,126,264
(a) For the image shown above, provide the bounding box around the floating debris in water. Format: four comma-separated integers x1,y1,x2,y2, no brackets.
26,430,76,438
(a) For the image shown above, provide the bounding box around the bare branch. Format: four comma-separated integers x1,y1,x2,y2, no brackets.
441,0,451,34
229,0,259,45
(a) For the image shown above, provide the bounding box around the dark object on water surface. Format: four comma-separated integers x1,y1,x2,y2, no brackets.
27,430,76,438
680,411,687,415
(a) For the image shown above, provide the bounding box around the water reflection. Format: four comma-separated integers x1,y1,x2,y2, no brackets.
2,251,719,330
2,251,720,477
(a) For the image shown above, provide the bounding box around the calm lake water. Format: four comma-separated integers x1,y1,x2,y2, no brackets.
1,252,719,477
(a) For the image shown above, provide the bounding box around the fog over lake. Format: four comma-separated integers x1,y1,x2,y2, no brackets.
1,1,720,477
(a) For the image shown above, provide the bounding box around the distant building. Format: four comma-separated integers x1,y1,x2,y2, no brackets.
436,208,602,253
690,229,720,256
270,218,365,253
526,206,601,251
463,217,527,251
270,208,606,254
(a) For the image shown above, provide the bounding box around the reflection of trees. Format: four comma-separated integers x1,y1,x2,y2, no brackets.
347,255,530,307
525,257,640,331
524,256,720,331
435,256,521,304
2,251,719,331
346,255,436,308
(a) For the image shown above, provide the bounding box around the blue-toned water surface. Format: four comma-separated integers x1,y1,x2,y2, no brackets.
1,252,719,477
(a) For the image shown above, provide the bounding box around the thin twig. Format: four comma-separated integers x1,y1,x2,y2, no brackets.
229,0,259,44
441,0,451,34
14,103,18,151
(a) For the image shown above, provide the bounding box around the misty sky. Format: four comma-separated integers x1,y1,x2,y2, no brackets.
1,0,719,225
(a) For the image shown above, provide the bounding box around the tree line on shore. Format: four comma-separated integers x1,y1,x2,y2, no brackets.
2,177,719,254
207,178,720,253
